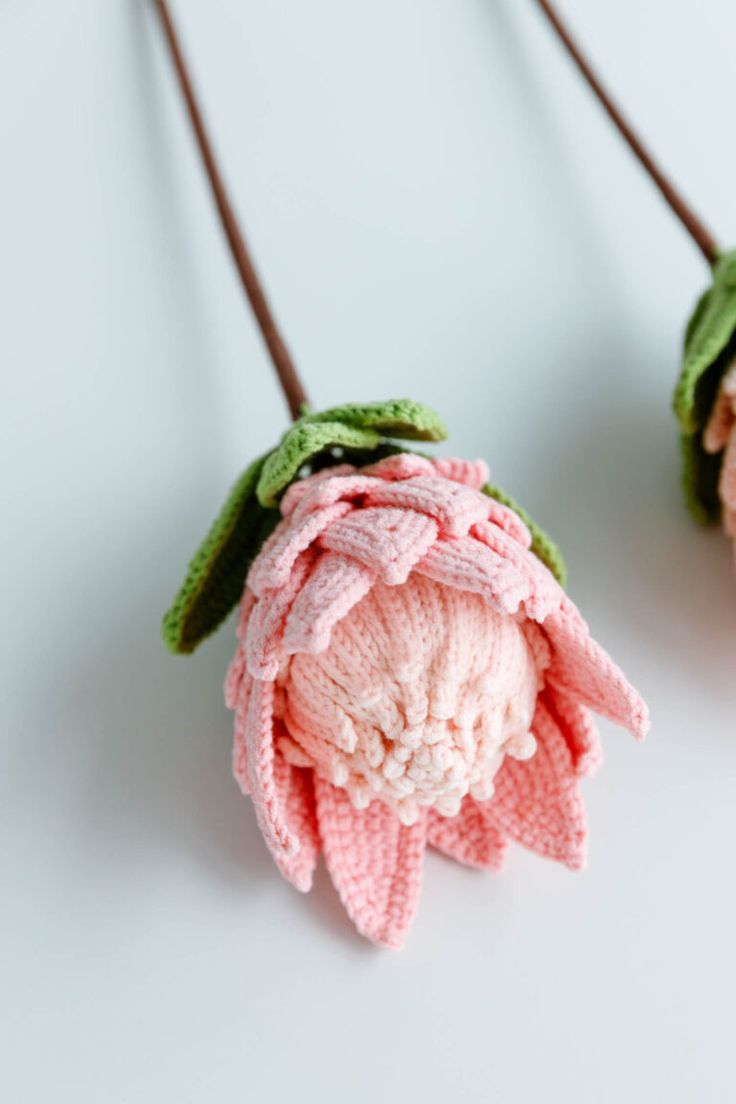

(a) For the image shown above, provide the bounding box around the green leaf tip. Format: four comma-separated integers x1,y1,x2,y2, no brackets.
674,249,736,435
161,454,280,655
483,484,567,587
162,397,447,654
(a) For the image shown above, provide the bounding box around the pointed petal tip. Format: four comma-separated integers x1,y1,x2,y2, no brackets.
576,747,603,779
361,921,408,950
564,838,587,872
631,700,650,742
292,869,313,894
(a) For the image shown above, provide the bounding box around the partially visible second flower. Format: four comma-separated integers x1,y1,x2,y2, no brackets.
703,362,736,549
226,452,648,948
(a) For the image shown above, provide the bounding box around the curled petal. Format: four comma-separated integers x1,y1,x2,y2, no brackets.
235,588,256,640
244,550,317,679
544,598,649,740
427,802,507,871
483,697,587,870
247,501,353,597
414,535,530,615
432,457,490,490
287,474,384,520
268,746,321,891
365,477,490,537
483,501,533,549
314,776,427,949
232,668,253,795
319,507,439,585
282,552,375,655
473,520,560,622
718,424,736,523
362,453,437,481
279,464,355,516
243,679,299,857
544,687,602,778
224,644,247,710
703,362,736,453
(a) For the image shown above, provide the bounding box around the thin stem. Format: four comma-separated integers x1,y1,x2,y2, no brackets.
533,0,719,266
151,0,309,420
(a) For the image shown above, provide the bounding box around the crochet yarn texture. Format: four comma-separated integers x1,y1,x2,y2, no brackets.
162,399,566,654
228,452,648,948
675,249,736,523
703,363,736,553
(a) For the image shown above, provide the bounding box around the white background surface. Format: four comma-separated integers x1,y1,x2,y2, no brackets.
3,1,736,1100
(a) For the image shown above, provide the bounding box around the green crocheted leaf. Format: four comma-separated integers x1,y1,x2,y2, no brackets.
256,421,381,507
483,484,567,587
674,249,736,435
308,399,448,442
162,454,280,654
680,431,723,526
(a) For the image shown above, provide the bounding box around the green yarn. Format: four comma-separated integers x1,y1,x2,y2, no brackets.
679,431,722,526
162,397,567,655
307,398,449,441
258,400,449,507
162,455,281,655
257,422,382,508
483,484,567,587
674,250,736,434
673,249,736,521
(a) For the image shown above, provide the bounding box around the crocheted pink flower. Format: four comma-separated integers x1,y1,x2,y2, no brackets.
226,453,648,948
703,363,736,545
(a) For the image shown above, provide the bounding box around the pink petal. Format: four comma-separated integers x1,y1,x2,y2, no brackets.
362,453,436,481
718,424,736,516
287,473,385,520
482,696,587,870
543,597,649,740
319,507,439,585
279,464,356,516
247,501,353,597
244,549,317,680
544,686,602,778
483,503,533,549
703,363,736,453
231,668,253,795
314,778,427,949
268,744,321,892
282,552,375,655
427,802,507,871
472,520,561,621
234,693,320,889
236,588,256,640
242,677,299,858
431,457,490,490
364,476,490,537
224,643,247,710
414,535,530,615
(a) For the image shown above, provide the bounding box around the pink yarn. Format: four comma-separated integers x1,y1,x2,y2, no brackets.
227,453,648,949
704,363,736,541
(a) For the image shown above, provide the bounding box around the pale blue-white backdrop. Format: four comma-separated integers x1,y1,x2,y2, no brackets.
2,2,735,1101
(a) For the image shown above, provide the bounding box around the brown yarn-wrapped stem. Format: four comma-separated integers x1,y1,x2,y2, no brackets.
534,0,719,266
152,0,310,420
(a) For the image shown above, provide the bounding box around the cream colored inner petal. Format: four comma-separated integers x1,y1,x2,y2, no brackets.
277,573,542,825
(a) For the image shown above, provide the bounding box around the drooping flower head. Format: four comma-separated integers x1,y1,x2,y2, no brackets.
163,400,647,949
225,452,647,948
